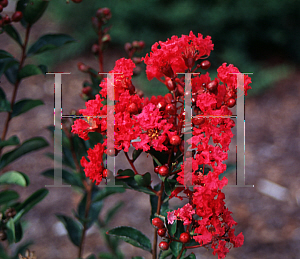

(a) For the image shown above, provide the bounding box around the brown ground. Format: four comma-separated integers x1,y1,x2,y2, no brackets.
1,19,300,259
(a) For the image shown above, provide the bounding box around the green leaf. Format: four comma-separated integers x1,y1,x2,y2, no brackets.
38,64,47,74
0,135,20,147
14,188,48,223
0,171,29,187
132,149,142,162
4,62,19,84
12,99,44,118
18,64,43,79
22,0,49,25
0,59,19,80
14,222,23,243
27,34,76,56
6,218,15,244
105,201,124,225
56,214,82,247
0,190,19,205
159,249,173,259
170,221,185,257
0,137,49,170
86,255,97,259
132,257,145,259
93,186,125,202
164,178,177,196
170,241,183,258
0,50,14,59
134,172,151,187
3,24,23,47
168,220,177,236
77,193,103,229
41,169,84,188
107,226,152,253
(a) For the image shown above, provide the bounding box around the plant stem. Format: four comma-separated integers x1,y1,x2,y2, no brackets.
124,152,139,175
0,24,31,157
152,181,164,259
176,245,185,259
98,23,104,73
78,181,93,258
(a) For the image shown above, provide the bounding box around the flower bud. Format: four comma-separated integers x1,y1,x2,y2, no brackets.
0,5,3,13
132,57,142,64
91,44,99,54
124,42,132,53
96,7,112,20
132,40,139,48
138,40,145,49
2,15,10,25
102,34,111,43
11,11,23,22
200,60,211,70
165,77,175,91
0,0,8,8
77,62,89,72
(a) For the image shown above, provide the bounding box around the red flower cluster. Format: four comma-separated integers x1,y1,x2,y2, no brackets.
72,31,251,258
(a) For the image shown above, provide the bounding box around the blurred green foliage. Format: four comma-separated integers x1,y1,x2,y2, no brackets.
40,0,299,97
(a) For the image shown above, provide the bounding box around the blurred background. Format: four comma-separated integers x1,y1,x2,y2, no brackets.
1,0,300,258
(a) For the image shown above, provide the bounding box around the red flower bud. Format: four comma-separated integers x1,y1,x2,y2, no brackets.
159,241,169,250
170,135,181,146
77,62,89,72
2,15,10,25
128,103,138,114
138,40,145,49
0,5,3,13
91,44,99,54
227,98,236,108
157,228,166,237
152,217,164,229
200,60,211,70
156,100,166,111
165,103,176,115
158,165,169,176
124,42,132,53
11,11,23,22
82,86,92,95
0,0,8,8
165,77,175,91
164,93,173,104
179,232,190,243
207,80,218,92
154,166,160,173
72,0,83,3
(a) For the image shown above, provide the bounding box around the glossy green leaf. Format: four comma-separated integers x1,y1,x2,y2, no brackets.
56,214,82,247
159,249,172,259
134,172,151,187
6,218,15,244
0,58,19,80
104,201,124,225
14,222,23,243
41,168,84,188
132,149,142,162
77,193,103,229
14,188,48,222
0,171,29,187
22,0,49,25
3,24,23,47
27,34,76,56
11,99,44,118
38,64,47,74
184,253,196,259
4,62,19,84
170,221,185,257
18,64,43,79
0,50,14,60
0,137,48,170
0,135,20,147
107,226,152,252
93,186,125,202
0,190,19,205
